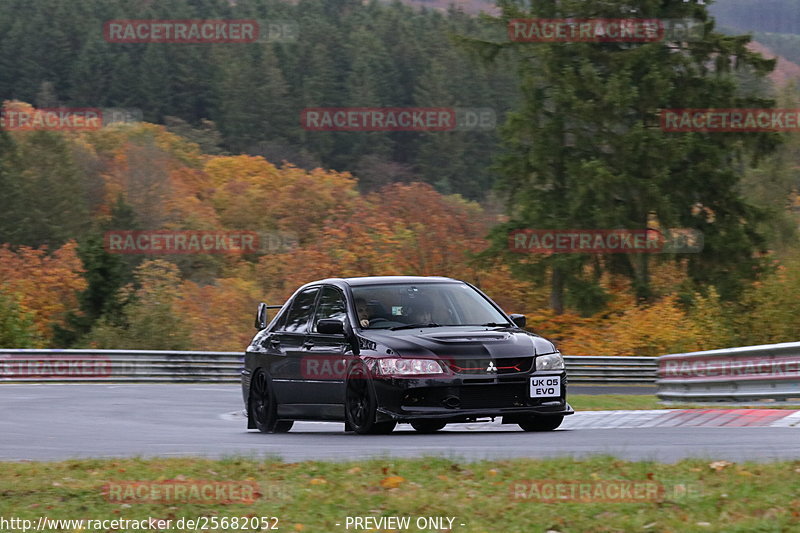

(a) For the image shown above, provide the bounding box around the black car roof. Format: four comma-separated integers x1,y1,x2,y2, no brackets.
309,276,461,288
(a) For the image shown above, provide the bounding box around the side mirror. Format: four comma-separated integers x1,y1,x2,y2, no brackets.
509,314,526,329
255,303,268,330
317,318,345,335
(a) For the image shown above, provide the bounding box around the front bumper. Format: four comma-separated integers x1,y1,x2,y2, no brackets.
372,371,573,422
379,403,574,422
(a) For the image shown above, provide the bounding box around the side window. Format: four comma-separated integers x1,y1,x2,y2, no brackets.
283,288,319,333
312,286,347,332
269,305,288,332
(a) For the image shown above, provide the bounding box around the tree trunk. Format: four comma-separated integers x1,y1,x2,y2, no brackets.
550,265,564,315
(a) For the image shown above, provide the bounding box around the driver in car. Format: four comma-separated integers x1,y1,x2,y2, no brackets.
355,297,371,328
406,295,435,324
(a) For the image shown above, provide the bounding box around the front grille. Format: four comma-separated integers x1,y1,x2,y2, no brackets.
401,382,533,410
459,384,528,408
443,357,533,375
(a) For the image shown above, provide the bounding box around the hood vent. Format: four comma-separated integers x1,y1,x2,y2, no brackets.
425,331,511,343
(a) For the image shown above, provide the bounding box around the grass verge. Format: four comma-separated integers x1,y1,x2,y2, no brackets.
568,394,800,411
1,456,799,532
568,394,664,410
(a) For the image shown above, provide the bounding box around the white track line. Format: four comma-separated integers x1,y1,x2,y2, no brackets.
769,410,800,428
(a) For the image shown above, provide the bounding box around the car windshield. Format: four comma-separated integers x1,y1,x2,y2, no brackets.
351,282,510,329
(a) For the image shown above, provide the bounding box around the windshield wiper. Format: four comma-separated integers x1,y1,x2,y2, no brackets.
478,322,512,327
390,323,442,331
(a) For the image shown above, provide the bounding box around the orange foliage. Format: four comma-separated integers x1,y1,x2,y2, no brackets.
276,182,487,278
266,183,535,311
0,112,710,356
87,123,210,225
560,295,697,356
204,155,287,231
525,310,599,351
521,264,704,356
177,277,261,351
0,242,87,341
165,166,220,229
84,122,204,168
204,157,358,239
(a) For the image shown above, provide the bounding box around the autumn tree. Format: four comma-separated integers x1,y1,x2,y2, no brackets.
267,182,536,312
472,0,782,314
0,102,92,247
177,277,261,351
0,242,86,343
0,289,42,348
83,260,191,350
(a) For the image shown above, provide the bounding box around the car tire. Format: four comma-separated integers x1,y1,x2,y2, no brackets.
249,370,294,433
345,364,396,435
518,415,564,432
410,420,446,433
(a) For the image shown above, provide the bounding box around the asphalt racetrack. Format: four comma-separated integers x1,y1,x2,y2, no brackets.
1,384,798,463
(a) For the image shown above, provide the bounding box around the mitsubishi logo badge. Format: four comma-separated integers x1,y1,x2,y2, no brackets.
486,361,497,372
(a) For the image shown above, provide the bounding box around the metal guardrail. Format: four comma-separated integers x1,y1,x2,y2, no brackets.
656,342,800,402
565,356,657,384
12,346,796,403
0,350,658,384
0,350,243,383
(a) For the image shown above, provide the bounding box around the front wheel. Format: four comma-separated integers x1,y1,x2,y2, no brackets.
518,415,564,432
249,370,294,433
345,364,396,434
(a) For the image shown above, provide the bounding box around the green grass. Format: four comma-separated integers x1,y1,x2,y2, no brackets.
568,394,664,410
1,456,799,532
568,394,800,411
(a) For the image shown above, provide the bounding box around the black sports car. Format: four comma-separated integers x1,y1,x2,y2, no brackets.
242,276,573,434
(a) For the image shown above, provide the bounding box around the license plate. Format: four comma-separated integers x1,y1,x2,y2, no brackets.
530,376,561,398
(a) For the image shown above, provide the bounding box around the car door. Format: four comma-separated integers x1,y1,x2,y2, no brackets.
269,286,320,411
302,285,352,418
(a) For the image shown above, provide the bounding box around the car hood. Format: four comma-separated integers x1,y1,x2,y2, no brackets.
361,327,557,359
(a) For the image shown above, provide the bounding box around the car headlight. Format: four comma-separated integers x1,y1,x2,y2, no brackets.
378,358,444,375
536,353,564,371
